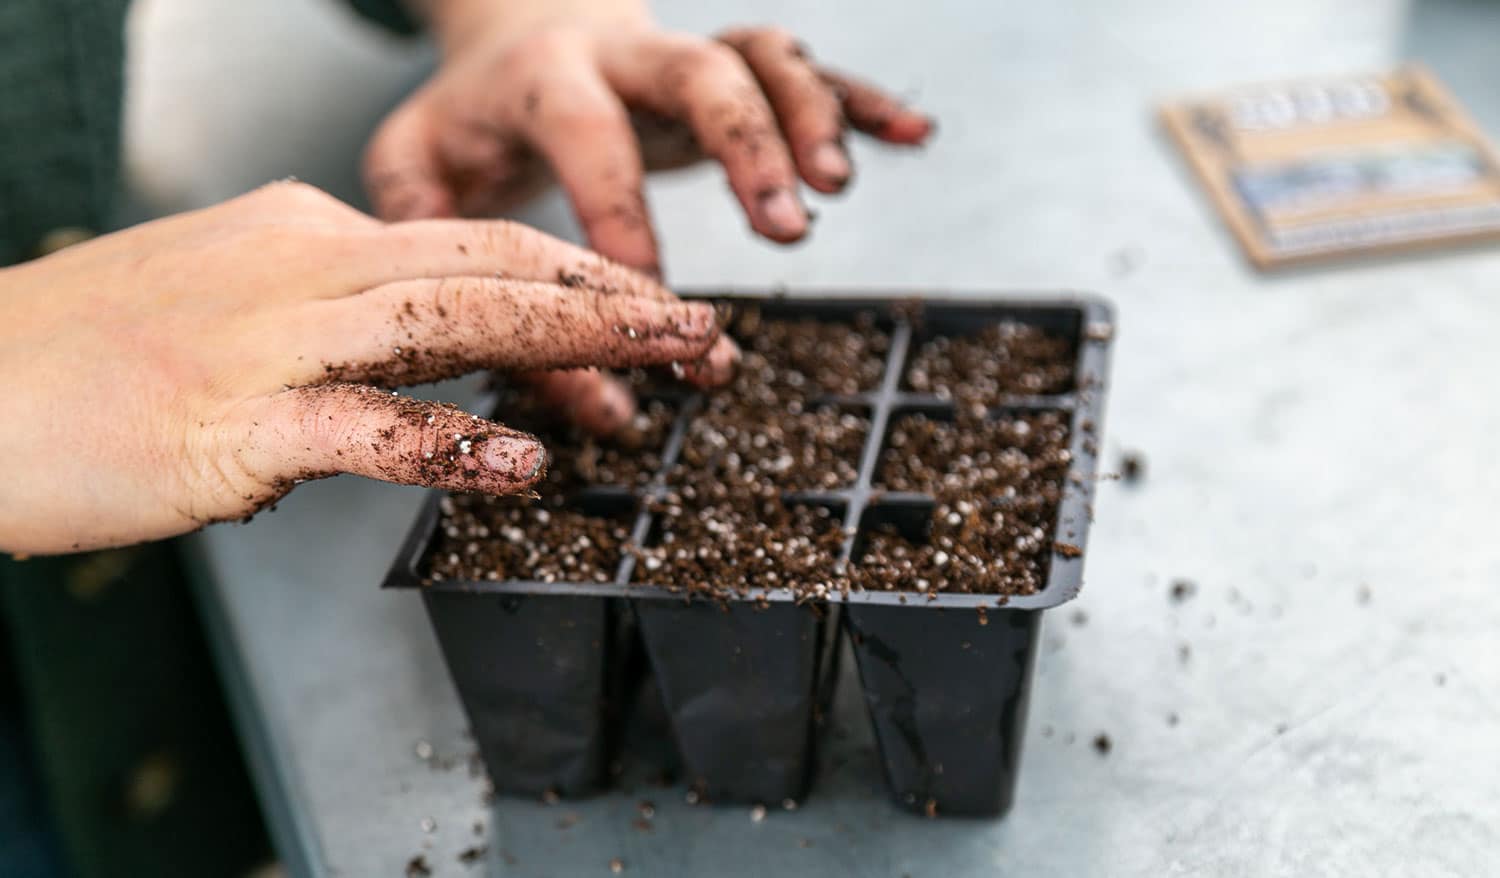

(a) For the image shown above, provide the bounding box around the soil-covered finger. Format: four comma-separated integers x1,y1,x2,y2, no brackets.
236,383,546,497
363,102,457,220
492,385,675,492
603,34,808,242
819,69,933,144
512,72,663,275
721,29,850,192
350,219,675,302
521,368,637,437
304,279,720,387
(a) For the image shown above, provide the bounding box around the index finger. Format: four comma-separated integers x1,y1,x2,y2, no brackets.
514,70,663,276
604,36,810,243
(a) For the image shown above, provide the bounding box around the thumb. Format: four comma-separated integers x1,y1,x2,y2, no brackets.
363,101,457,221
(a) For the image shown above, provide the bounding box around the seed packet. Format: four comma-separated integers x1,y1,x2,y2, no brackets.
1161,66,1500,268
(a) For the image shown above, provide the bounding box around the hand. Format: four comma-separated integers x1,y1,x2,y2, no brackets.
0,182,721,555
363,2,932,432
365,7,933,259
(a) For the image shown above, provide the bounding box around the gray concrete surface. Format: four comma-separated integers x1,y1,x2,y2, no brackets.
150,0,1500,875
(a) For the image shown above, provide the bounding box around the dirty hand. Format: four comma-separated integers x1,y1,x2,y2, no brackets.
0,182,721,556
363,0,932,429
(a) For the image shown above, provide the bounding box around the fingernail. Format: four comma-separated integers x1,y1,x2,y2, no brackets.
483,435,546,486
683,339,740,387
672,303,718,338
811,142,851,187
581,379,635,438
757,188,808,239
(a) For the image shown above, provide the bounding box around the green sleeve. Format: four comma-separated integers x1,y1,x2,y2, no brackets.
347,0,424,36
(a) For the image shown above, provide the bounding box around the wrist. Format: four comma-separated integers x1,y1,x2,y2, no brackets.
420,0,653,56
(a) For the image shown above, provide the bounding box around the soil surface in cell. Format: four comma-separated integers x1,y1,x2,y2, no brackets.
631,496,847,602
904,322,1074,404
423,309,1078,598
426,496,630,585
674,405,869,492
727,307,890,399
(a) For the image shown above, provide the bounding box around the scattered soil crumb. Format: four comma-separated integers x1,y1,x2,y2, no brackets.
1120,451,1146,484
405,855,431,877
457,845,487,867
1170,579,1197,603
1092,734,1112,756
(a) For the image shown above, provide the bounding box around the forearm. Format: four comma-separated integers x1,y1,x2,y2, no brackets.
409,0,652,54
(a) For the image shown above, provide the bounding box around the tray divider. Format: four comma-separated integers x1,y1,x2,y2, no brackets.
840,317,914,566
616,393,703,586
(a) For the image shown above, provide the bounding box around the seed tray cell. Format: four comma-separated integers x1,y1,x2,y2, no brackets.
384,294,1114,814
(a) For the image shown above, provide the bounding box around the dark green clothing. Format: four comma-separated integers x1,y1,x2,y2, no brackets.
1,548,269,878
0,0,417,262
1,2,421,875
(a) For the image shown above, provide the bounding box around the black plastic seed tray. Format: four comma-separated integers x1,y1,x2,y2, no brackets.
383,294,1114,815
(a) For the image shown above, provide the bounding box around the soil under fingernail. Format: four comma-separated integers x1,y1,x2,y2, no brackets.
480,435,546,487
674,305,717,339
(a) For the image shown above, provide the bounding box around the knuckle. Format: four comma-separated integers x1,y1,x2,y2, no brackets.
751,25,798,50
428,275,487,325
297,395,359,450
544,94,630,135
234,220,344,257
292,386,430,469
258,178,329,206
473,219,529,259
678,39,745,77
506,27,588,72
187,418,280,516
715,27,754,49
